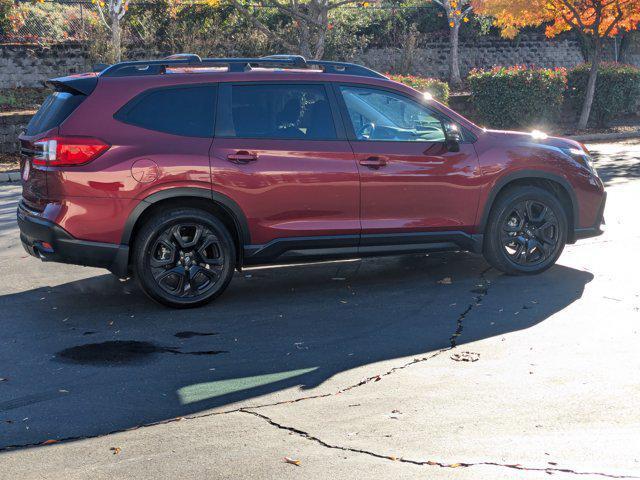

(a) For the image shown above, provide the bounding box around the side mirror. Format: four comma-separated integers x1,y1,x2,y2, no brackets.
443,122,462,152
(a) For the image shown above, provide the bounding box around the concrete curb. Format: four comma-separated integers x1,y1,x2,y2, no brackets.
0,171,20,184
568,129,640,142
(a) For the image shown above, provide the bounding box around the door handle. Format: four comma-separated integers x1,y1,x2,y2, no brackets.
227,151,258,164
359,156,387,169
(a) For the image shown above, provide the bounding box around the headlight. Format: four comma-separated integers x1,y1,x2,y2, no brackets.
560,147,598,176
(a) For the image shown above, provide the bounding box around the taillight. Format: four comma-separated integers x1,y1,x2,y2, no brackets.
32,136,110,166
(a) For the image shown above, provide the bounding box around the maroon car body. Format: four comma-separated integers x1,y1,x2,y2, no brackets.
17,56,605,307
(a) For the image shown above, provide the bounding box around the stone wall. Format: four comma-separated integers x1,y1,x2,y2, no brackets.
0,111,32,153
0,34,606,90
353,34,586,78
0,43,91,89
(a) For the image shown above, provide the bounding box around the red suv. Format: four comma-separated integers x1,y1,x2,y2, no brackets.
18,55,606,308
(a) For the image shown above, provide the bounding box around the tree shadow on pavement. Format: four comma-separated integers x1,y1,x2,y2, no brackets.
0,252,593,450
588,143,640,186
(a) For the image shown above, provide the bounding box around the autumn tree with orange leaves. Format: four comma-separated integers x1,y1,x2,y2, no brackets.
472,0,640,129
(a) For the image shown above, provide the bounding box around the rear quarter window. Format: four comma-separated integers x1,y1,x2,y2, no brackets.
26,91,86,136
114,85,216,137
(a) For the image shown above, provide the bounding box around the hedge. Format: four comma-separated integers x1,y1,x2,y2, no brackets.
567,62,640,127
468,66,567,129
387,74,450,104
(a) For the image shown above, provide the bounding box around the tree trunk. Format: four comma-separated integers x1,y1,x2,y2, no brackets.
111,13,122,63
312,9,328,59
577,38,601,130
449,23,462,87
298,21,312,58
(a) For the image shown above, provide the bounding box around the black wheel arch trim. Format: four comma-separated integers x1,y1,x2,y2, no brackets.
121,187,251,247
477,170,579,235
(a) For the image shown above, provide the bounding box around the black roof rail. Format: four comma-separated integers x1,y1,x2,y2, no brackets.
307,60,386,79
99,54,386,79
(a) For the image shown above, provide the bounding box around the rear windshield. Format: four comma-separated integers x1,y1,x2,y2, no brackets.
25,91,86,136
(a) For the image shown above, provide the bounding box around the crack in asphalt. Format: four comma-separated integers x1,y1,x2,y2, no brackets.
450,266,491,348
241,409,640,479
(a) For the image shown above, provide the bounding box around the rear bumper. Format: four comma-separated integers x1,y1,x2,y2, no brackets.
573,190,607,241
17,202,129,277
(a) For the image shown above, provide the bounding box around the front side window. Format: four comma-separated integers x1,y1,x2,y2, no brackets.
339,86,445,142
217,84,337,140
115,85,216,137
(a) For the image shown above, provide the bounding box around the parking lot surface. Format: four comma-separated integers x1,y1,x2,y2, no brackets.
1,141,639,479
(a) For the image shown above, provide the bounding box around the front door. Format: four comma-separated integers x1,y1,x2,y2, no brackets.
336,84,481,241
210,82,360,259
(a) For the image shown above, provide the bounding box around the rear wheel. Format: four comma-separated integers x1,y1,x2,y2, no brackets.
133,208,236,308
483,186,567,275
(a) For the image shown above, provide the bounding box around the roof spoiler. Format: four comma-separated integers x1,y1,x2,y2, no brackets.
45,74,98,96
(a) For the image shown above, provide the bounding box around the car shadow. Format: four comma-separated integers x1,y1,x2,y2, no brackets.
0,252,593,450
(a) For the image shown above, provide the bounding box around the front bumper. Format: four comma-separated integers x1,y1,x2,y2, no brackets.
17,202,129,277
573,190,606,241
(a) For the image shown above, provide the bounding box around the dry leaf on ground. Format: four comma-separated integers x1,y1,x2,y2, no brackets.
284,457,301,466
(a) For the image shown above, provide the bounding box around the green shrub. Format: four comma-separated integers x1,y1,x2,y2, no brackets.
386,74,450,104
468,66,567,129
0,0,11,36
567,62,640,127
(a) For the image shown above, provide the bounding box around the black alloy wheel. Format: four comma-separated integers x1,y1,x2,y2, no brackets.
133,208,235,308
484,186,567,275
501,200,559,266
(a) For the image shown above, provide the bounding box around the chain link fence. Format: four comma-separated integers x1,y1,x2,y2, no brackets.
0,0,157,47
0,0,455,57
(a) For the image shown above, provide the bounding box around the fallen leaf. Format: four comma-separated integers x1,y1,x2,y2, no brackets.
41,439,58,445
450,351,480,362
437,276,453,285
110,447,121,455
388,455,397,461
284,457,301,466
426,460,440,466
448,463,462,468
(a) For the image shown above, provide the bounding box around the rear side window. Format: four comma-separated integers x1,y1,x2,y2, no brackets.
115,85,216,137
216,84,336,140
26,91,86,136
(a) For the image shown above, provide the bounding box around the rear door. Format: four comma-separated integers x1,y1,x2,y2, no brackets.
210,82,360,253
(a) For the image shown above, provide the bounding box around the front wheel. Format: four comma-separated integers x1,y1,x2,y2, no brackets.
133,208,236,308
483,186,568,275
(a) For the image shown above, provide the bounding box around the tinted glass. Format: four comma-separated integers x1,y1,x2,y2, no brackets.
26,91,86,136
340,86,445,142
219,84,336,140
116,85,216,137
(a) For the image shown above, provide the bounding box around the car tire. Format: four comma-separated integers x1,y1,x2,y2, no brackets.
133,208,236,308
483,186,568,275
